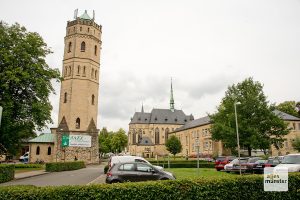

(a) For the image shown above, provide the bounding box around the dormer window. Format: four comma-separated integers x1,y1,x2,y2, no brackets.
175,118,178,122
145,118,147,121
138,117,141,121
155,117,157,121
184,119,187,122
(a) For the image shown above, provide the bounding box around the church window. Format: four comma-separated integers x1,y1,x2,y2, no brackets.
36,146,40,155
64,92,67,103
77,65,80,75
165,128,169,144
68,66,71,76
92,94,95,105
95,70,97,80
94,45,97,56
91,68,94,78
81,41,86,52
83,66,86,76
88,27,90,32
80,27,82,31
155,128,160,144
132,130,136,144
138,129,142,143
68,42,72,53
76,118,80,129
64,67,68,77
47,146,51,155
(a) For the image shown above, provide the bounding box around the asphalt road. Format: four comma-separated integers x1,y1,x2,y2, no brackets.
0,164,105,186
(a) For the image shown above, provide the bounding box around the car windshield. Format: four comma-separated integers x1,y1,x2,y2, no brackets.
231,158,248,164
281,155,300,164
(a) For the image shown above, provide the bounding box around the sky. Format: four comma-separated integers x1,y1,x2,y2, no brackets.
1,0,300,132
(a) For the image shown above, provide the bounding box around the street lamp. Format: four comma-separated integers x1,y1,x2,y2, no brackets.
234,101,242,175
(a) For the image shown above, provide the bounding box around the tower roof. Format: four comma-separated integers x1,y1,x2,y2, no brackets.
79,10,92,20
170,78,175,112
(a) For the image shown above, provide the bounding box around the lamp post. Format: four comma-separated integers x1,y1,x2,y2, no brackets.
234,101,242,175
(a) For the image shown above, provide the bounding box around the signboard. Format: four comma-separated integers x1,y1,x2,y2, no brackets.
69,135,91,147
62,135,69,147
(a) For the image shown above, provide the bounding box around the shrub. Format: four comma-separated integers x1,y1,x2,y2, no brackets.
45,161,85,172
14,164,43,169
0,173,300,199
151,161,214,168
104,165,109,174
0,164,14,183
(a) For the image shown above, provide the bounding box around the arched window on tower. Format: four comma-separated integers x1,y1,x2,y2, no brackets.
77,65,80,75
64,67,68,77
47,146,52,155
83,66,86,76
64,92,67,103
81,41,86,52
76,118,80,129
155,128,160,144
91,68,94,79
88,27,90,32
94,45,97,56
95,70,97,80
92,94,95,105
36,146,40,155
68,42,72,53
165,128,169,144
68,66,71,76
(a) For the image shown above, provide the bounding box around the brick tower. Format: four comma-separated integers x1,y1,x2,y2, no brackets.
53,10,102,163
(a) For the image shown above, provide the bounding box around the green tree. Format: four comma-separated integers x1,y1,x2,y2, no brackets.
111,128,128,153
165,135,182,158
292,137,300,152
276,101,300,117
210,77,289,156
98,127,112,156
0,22,60,154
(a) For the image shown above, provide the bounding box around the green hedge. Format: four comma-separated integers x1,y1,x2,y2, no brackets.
150,160,211,164
14,164,43,169
0,164,14,183
45,161,85,172
153,162,214,168
1,173,300,199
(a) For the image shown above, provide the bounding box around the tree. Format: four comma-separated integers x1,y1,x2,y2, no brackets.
210,77,289,156
0,22,60,154
98,127,112,156
292,137,300,152
276,101,300,118
111,128,128,153
165,135,182,158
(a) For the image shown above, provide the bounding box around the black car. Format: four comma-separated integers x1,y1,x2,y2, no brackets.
253,157,281,174
106,162,176,183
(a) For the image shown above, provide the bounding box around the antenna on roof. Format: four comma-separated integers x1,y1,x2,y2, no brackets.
93,10,95,20
74,9,78,19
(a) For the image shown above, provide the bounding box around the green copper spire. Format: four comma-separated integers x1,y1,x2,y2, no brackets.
79,10,92,20
170,78,175,112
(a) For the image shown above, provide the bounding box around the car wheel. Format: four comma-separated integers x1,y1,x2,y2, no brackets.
216,169,221,171
110,180,120,184
160,178,169,180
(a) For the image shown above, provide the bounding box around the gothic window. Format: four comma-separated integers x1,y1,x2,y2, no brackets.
36,146,40,155
81,41,86,52
95,70,97,80
155,128,160,144
91,68,94,78
77,65,80,75
83,66,86,76
132,130,136,144
64,67,68,77
88,27,90,32
94,45,97,56
76,118,80,129
64,92,67,103
138,129,142,143
68,42,72,53
47,146,51,155
165,128,169,144
68,66,71,76
92,94,95,105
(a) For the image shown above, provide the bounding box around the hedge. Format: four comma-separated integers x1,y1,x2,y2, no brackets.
152,162,215,168
45,161,85,172
0,164,14,183
14,164,43,169
1,173,300,199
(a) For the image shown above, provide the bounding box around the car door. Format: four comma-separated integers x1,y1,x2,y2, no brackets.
136,163,159,181
117,163,137,182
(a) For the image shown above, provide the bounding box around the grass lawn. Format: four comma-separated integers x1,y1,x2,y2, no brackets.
15,168,43,174
165,168,238,179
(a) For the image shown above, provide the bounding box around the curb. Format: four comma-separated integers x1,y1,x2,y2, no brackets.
14,171,50,180
87,174,106,185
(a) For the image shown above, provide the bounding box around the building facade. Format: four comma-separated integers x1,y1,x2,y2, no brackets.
29,10,102,163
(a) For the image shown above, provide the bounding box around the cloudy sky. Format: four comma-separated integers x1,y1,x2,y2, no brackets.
1,0,300,132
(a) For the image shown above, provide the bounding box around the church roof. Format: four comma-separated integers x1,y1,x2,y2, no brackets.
130,108,193,125
274,110,300,121
29,133,55,143
79,10,92,20
173,116,211,133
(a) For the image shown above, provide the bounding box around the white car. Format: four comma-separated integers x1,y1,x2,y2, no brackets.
108,155,163,170
275,154,300,172
19,152,29,162
224,157,248,172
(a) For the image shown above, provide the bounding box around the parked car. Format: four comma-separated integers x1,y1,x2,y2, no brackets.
224,157,248,173
253,158,280,174
230,157,261,173
106,162,175,183
19,152,29,162
108,155,163,170
275,154,300,172
215,156,236,171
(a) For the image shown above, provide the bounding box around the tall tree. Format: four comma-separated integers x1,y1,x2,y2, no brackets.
111,128,128,153
166,135,182,158
276,101,300,118
210,78,289,156
98,127,112,156
0,22,60,154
